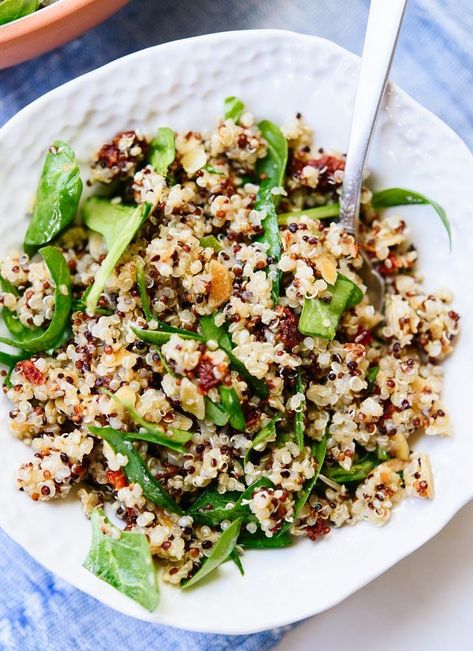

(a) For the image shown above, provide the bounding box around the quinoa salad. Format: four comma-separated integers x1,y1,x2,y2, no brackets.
0,0,59,26
0,97,459,610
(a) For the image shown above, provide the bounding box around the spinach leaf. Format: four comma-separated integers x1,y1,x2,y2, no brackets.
89,426,182,514
24,141,82,256
198,315,268,399
238,528,293,549
372,188,451,248
244,415,281,465
224,96,245,123
277,432,328,538
135,257,153,321
0,247,72,353
278,204,340,225
200,235,223,252
83,508,159,612
0,276,41,340
203,164,225,176
149,127,175,176
218,386,245,431
132,324,204,345
229,548,245,576
322,459,376,484
0,0,39,25
254,120,288,303
83,197,151,313
102,389,193,453
188,477,273,526
204,397,229,426
182,518,242,589
366,364,379,393
294,372,305,453
298,274,363,340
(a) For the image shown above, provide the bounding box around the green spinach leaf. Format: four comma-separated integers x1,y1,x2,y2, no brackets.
218,385,245,431
102,389,193,453
89,426,182,514
24,141,82,256
204,397,229,426
244,415,281,465
149,127,175,176
0,247,72,353
83,197,151,313
298,274,363,340
254,120,288,303
182,518,242,589
83,508,159,612
135,257,153,321
224,96,245,123
277,433,328,538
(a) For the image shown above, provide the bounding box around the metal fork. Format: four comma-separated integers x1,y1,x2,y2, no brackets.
339,0,408,311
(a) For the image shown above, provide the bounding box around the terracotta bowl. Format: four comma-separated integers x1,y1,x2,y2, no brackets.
0,0,129,69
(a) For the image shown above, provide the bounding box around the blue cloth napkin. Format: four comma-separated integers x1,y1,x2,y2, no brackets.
0,1,471,649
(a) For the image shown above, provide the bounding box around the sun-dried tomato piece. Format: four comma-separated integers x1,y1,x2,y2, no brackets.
276,305,303,351
378,253,399,276
92,130,147,182
196,355,220,393
105,468,128,490
16,360,46,385
305,518,331,541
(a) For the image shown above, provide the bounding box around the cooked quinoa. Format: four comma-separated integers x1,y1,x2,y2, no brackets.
1,99,459,605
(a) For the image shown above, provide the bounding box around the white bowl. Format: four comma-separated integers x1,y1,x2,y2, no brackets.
0,30,472,635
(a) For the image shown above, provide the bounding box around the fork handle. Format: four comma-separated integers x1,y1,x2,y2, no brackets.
339,0,408,236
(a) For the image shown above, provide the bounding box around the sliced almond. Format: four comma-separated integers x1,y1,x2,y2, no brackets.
208,259,232,307
389,433,410,461
316,253,338,285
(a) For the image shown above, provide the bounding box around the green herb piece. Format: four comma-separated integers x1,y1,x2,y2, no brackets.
0,350,28,388
182,518,242,589
0,247,72,353
102,389,193,453
0,0,40,24
298,274,363,340
203,164,225,176
254,120,288,303
218,386,245,431
366,364,379,393
294,372,306,453
199,235,223,252
188,477,273,526
24,141,82,256
238,528,293,549
322,459,376,484
72,285,113,316
132,324,204,346
244,415,281,465
82,197,151,313
372,188,451,248
89,426,182,514
277,204,340,225
204,397,229,426
83,508,159,612
224,96,245,123
0,276,41,340
376,445,389,461
135,257,153,321
277,433,328,538
156,348,174,376
229,548,245,576
149,127,176,176
198,315,268,399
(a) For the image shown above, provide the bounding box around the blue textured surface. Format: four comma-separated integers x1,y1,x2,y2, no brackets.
0,1,471,649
